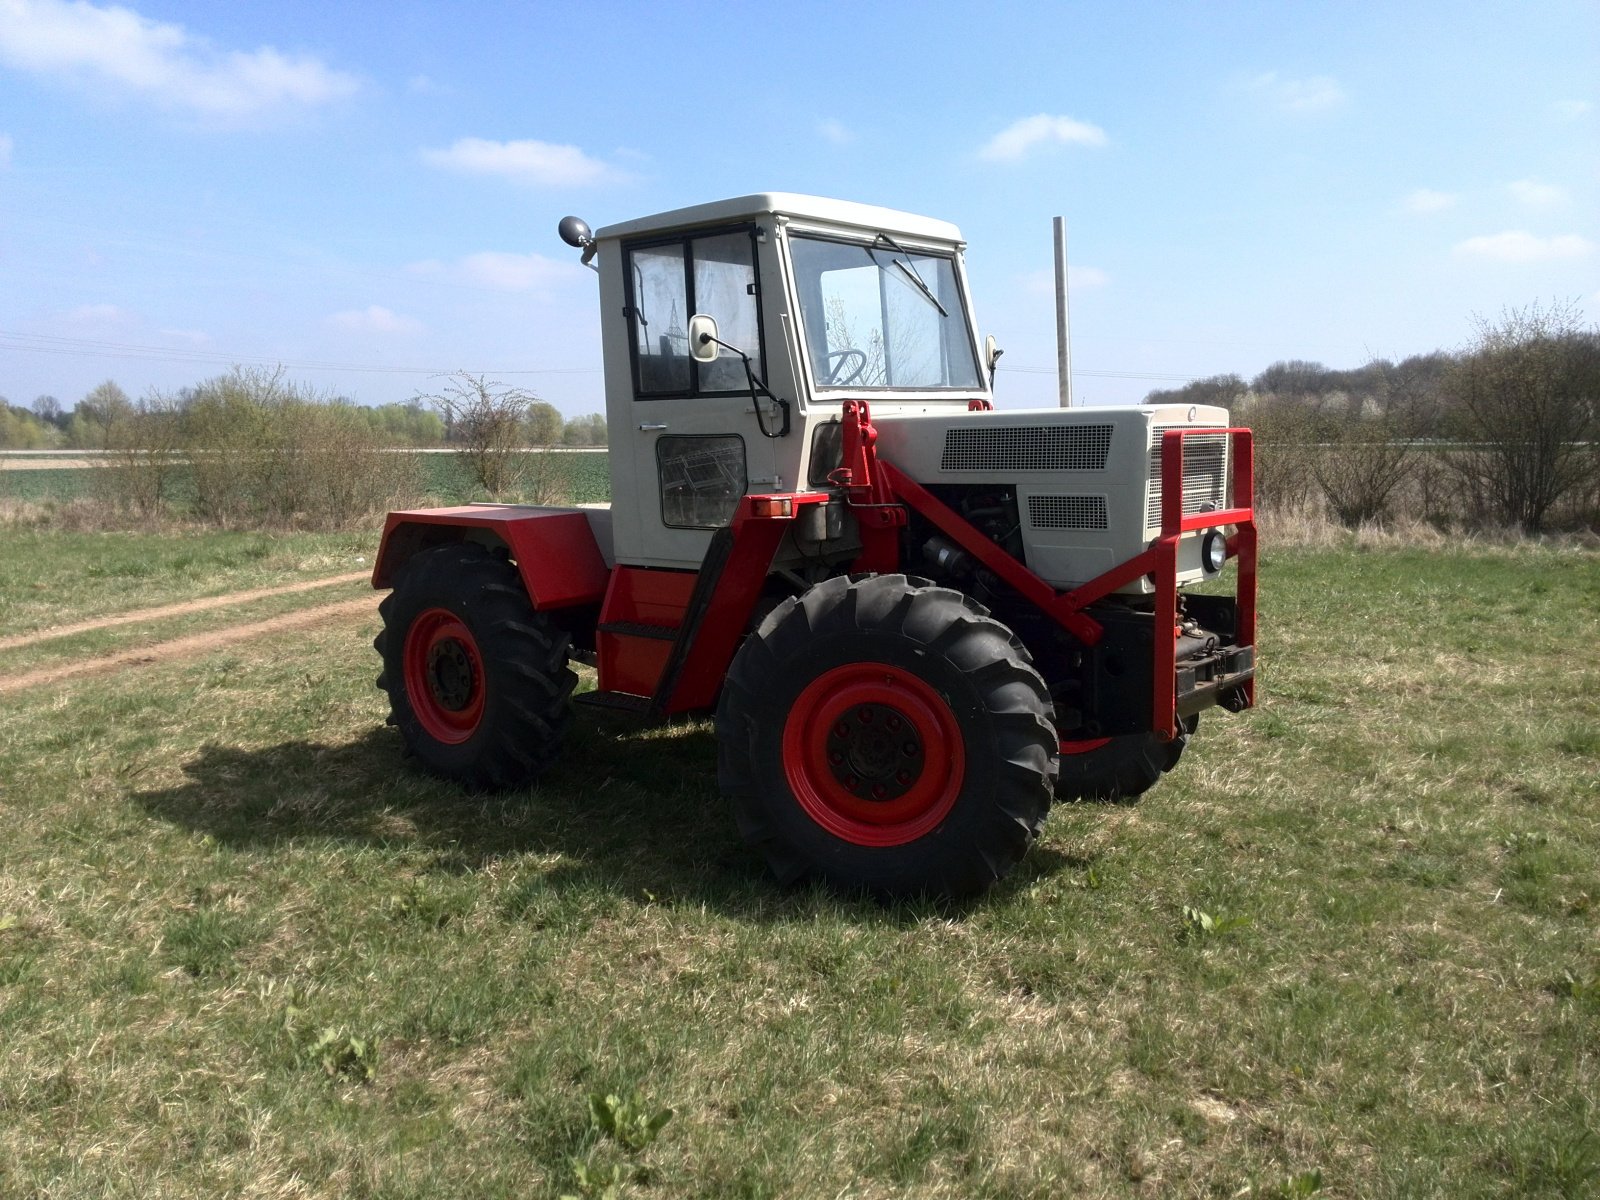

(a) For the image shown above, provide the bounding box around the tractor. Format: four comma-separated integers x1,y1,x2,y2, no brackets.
370,193,1257,898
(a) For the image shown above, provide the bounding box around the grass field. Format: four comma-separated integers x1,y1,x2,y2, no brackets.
0,529,1596,1198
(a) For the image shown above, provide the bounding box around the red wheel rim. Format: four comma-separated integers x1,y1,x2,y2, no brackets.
1060,736,1112,755
402,607,486,744
782,663,965,847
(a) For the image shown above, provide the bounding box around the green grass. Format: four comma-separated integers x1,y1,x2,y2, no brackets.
0,535,1595,1198
0,528,373,636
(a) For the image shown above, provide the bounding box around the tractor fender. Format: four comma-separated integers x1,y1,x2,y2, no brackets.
372,505,610,610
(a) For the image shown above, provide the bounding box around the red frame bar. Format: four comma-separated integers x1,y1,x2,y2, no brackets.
1148,428,1256,739
880,428,1256,743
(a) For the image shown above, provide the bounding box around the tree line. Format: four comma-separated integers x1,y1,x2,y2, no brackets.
0,378,607,452
2,368,608,528
1146,302,1599,533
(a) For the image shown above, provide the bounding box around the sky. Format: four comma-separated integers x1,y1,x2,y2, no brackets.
1,0,1596,416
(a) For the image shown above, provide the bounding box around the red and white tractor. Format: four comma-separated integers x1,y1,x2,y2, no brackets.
371,193,1257,898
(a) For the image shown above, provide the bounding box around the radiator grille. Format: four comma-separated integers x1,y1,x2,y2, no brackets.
941,424,1113,472
1146,428,1229,529
1027,494,1109,530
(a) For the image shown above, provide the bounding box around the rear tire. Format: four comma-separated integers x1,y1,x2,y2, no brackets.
376,543,576,790
716,574,1057,899
1056,714,1197,804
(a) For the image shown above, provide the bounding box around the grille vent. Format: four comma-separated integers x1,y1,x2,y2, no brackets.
941,424,1113,472
1027,495,1108,530
1146,428,1229,529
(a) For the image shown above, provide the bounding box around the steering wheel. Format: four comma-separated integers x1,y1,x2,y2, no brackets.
822,348,868,386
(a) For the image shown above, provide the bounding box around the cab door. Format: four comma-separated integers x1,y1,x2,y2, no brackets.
614,225,777,569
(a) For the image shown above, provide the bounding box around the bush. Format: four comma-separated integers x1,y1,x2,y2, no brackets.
96,367,419,530
1444,302,1600,533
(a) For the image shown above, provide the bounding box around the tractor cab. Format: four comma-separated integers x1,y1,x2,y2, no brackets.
579,194,992,570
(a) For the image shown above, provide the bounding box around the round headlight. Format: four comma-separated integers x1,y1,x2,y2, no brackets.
1202,530,1227,572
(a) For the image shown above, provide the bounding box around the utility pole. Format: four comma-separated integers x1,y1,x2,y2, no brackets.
1053,216,1073,407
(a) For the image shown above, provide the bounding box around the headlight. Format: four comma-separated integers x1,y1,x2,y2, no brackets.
1202,530,1227,572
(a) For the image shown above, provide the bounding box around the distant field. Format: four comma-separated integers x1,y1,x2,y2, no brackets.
0,450,613,509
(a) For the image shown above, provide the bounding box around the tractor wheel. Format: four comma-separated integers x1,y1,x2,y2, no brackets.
716,574,1057,899
1056,714,1198,804
375,543,576,790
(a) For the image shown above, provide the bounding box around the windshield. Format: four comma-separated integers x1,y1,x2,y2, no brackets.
789,233,981,390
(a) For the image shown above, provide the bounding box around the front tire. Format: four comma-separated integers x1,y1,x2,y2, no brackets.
716,575,1057,899
1056,714,1197,803
376,543,576,790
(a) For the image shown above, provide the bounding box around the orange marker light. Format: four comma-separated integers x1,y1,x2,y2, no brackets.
751,497,793,519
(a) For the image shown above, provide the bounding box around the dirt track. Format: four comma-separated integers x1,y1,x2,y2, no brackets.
0,458,102,470
0,572,370,653
0,595,376,696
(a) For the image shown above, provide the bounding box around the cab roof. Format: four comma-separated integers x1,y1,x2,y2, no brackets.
594,193,964,245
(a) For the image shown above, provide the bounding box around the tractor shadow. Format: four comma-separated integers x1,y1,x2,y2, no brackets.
131,714,1067,920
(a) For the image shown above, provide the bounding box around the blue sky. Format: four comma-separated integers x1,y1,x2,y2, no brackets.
1,0,1595,415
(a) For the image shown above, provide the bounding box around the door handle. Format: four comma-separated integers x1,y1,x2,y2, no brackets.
638,423,668,432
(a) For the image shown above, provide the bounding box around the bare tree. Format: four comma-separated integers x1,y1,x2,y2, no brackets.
1445,301,1600,532
1310,359,1437,526
74,380,134,449
419,373,536,496
31,395,62,426
1144,373,1248,410
101,395,184,518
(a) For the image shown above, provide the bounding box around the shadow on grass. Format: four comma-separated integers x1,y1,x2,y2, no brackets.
131,715,1064,920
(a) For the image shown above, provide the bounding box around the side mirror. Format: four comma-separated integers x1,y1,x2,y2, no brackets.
985,334,1004,373
688,313,720,363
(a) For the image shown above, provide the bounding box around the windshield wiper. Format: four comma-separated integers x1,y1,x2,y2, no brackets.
870,233,949,318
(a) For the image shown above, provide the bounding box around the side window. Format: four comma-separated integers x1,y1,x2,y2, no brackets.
631,243,691,394
626,228,762,397
657,435,747,528
692,232,762,390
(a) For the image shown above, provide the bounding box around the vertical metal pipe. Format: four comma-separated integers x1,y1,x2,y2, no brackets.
1053,216,1073,407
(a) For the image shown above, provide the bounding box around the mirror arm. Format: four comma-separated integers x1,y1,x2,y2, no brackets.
697,332,791,440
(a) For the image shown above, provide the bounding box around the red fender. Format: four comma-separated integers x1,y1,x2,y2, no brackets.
372,505,609,610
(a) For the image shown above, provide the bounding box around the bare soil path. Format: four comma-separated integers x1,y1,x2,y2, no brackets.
0,572,370,653
0,595,376,695
0,458,102,470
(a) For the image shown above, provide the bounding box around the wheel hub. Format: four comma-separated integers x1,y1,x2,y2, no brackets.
825,704,923,801
426,638,477,712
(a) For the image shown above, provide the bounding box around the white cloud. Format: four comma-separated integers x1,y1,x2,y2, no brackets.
159,327,208,344
1508,179,1570,209
1402,188,1456,214
326,305,423,335
408,250,582,293
1453,230,1595,263
1553,99,1592,120
0,133,11,167
817,118,855,146
66,302,132,325
420,136,624,187
979,114,1107,163
0,0,359,118
1247,71,1346,113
